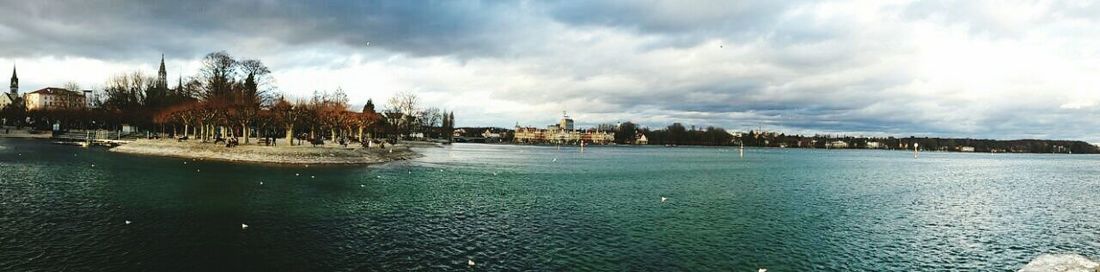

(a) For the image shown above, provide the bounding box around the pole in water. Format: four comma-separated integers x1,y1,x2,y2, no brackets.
913,143,920,159
739,142,744,158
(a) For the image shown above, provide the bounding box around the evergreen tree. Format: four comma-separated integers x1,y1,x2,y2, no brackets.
447,111,455,141
363,99,375,113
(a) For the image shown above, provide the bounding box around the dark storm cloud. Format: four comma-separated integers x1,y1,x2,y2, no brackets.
0,0,527,60
547,1,791,39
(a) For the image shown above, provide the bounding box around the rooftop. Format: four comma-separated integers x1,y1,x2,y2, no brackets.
27,87,83,96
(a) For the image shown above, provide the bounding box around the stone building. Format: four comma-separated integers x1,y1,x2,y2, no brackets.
514,112,613,145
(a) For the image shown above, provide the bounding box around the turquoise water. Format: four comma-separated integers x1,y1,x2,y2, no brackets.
2,139,1099,271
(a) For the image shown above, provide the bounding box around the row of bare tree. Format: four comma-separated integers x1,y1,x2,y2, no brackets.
154,89,385,145
5,51,455,145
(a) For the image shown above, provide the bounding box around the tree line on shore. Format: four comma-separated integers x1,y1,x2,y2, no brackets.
604,122,1099,153
638,125,1099,153
458,122,1099,154
1,51,455,145
742,132,1095,153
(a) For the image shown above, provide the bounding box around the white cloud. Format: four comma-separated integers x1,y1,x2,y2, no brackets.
4,1,1100,141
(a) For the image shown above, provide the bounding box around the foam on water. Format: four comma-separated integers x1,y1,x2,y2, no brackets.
1018,254,1098,272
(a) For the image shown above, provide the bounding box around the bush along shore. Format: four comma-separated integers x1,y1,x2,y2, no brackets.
110,139,422,165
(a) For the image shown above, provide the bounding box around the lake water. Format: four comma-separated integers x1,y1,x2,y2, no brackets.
2,138,1099,271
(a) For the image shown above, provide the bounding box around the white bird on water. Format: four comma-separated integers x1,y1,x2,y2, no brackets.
241,223,249,230
259,181,263,185
468,259,475,266
661,197,668,203
758,268,767,272
125,220,131,225
552,158,558,162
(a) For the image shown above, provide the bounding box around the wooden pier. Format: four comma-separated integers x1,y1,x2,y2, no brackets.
51,131,134,147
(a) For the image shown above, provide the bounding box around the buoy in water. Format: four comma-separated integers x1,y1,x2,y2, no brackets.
125,220,131,225
241,223,248,230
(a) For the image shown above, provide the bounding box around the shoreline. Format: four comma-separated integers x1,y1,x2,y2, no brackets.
109,139,422,165
458,141,1100,155
0,130,53,139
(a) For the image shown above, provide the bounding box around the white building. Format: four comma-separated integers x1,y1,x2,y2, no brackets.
24,87,86,111
0,93,14,109
514,113,614,145
826,140,849,149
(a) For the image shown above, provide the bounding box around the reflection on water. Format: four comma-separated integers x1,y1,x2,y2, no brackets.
2,139,1099,270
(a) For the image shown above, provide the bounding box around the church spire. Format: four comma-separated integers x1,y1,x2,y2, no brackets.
9,64,17,94
156,54,168,90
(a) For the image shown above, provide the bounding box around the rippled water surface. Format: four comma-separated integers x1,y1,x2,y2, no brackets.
2,139,1100,271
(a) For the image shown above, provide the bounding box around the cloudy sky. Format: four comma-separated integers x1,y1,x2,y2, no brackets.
2,0,1100,141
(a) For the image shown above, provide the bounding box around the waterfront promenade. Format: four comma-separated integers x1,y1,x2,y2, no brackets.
112,139,421,165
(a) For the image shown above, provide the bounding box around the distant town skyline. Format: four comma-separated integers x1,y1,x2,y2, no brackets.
3,1,1100,141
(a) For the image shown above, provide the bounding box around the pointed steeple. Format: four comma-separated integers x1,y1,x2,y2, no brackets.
156,54,168,90
9,64,17,94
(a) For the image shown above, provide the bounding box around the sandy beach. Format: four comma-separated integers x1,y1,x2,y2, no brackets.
0,127,52,139
110,139,422,164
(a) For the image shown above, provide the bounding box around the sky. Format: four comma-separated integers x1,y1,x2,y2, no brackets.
2,0,1100,141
